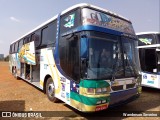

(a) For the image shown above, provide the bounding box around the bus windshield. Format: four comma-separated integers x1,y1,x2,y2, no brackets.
138,34,156,46
137,33,160,73
81,32,139,80
122,37,139,77
87,35,118,79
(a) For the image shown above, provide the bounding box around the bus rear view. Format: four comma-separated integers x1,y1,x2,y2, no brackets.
137,32,160,89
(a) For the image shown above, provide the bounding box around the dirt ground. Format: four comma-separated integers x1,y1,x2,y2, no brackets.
0,62,159,120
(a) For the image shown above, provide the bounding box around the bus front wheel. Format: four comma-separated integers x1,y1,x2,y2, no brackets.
46,77,59,102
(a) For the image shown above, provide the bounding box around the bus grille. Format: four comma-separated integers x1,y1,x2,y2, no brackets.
111,83,136,91
111,85,123,91
126,83,136,89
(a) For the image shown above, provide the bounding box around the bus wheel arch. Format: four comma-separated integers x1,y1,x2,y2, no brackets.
43,75,52,93
45,76,59,102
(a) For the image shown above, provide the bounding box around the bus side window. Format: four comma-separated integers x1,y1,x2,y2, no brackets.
31,34,35,42
41,21,57,47
24,37,30,44
59,34,80,81
12,43,15,53
10,45,12,54
18,39,23,50
14,42,19,53
32,30,41,48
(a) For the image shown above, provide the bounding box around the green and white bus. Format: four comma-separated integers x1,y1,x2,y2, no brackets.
9,3,141,112
137,32,160,89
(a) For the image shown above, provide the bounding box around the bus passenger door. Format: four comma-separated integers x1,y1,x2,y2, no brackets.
23,41,36,80
18,41,36,79
156,49,160,72
25,41,41,83
24,41,36,65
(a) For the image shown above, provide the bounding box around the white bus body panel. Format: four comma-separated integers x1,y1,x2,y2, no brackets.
9,54,17,72
142,72,160,89
40,48,71,105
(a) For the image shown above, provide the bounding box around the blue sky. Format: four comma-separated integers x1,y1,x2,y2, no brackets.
0,0,159,56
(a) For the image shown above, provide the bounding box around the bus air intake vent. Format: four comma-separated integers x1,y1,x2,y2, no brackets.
111,85,123,91
126,83,136,89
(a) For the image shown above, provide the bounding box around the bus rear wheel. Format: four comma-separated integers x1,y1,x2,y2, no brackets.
46,77,59,102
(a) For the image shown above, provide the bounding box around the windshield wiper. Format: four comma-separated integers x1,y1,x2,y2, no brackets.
124,51,139,77
111,50,120,81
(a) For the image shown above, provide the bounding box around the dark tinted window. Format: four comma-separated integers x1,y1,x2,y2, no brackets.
31,34,35,42
137,34,156,46
14,42,19,52
9,45,12,53
157,34,160,43
41,21,57,47
60,9,80,34
19,39,23,50
32,30,41,48
9,45,13,53
12,43,15,53
24,37,30,44
139,48,157,73
59,34,80,81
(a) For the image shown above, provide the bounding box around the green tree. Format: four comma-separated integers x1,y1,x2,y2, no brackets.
4,55,9,61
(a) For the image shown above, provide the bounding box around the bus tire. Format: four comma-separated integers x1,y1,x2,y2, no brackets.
46,77,59,102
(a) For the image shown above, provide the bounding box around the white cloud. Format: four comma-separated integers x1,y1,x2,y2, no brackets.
10,16,21,22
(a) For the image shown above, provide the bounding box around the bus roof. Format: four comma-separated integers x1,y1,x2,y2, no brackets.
11,3,131,44
136,32,160,35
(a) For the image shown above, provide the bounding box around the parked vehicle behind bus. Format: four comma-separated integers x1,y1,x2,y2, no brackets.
9,3,141,112
137,32,160,89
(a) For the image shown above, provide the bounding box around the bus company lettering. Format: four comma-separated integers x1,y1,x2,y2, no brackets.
82,8,135,35
147,80,154,84
143,74,147,79
150,75,157,80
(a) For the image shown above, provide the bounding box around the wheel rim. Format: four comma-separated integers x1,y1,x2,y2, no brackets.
48,83,55,97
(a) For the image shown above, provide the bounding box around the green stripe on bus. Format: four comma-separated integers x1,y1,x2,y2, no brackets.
80,79,110,88
70,91,110,106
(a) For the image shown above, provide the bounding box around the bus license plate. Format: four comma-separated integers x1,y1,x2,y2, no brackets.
95,104,108,111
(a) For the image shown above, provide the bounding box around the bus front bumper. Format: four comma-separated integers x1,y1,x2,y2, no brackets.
109,88,140,108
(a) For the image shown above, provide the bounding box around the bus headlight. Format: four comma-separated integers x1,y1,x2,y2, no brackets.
96,88,102,93
87,88,94,94
95,88,107,93
102,87,107,92
102,100,106,103
87,87,108,94
96,100,101,104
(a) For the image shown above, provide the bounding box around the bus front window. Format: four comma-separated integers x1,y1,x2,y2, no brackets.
88,38,116,79
122,37,140,77
81,32,124,79
80,32,139,80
